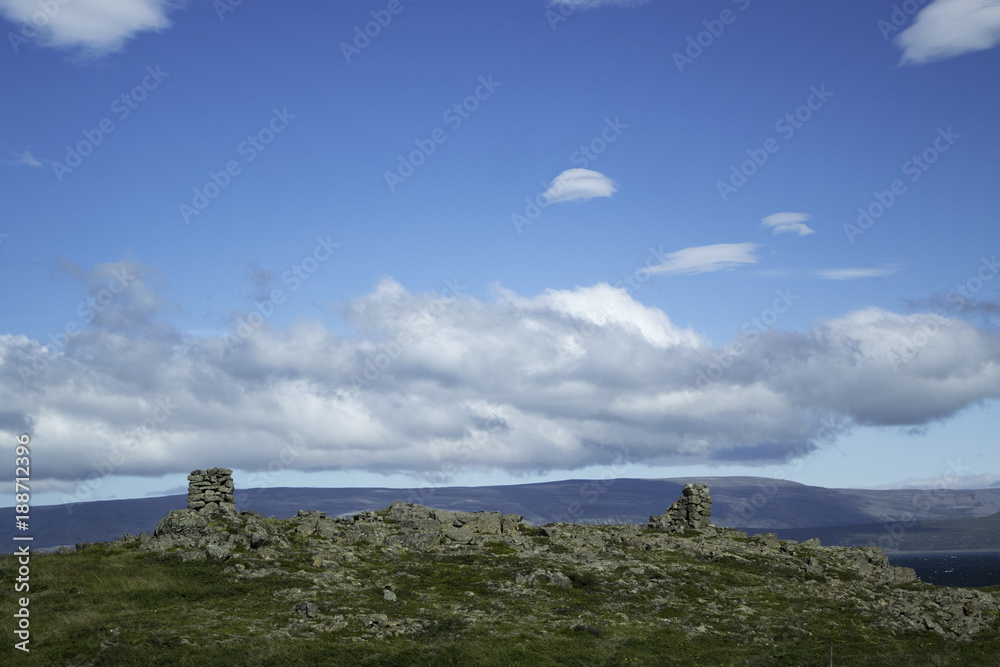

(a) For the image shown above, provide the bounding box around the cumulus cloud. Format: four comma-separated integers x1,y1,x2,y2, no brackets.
0,0,180,56
543,168,617,203
907,292,1000,322
896,0,1000,65
817,265,900,280
648,242,761,276
3,271,1000,494
761,212,814,236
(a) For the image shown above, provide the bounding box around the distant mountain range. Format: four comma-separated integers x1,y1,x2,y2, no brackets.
8,476,1000,552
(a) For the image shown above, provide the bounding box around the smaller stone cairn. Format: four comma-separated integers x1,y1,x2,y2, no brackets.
649,482,712,532
187,468,235,515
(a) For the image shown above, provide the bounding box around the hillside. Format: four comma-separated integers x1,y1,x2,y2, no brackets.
12,476,1000,552
4,477,1000,665
773,512,1000,553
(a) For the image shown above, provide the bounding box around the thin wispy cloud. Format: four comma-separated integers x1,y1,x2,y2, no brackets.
1,149,43,168
549,0,649,8
543,168,617,203
648,242,761,276
896,0,1000,65
19,150,42,167
0,0,180,56
761,212,814,236
817,265,900,281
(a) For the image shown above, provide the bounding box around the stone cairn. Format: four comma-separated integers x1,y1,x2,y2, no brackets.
186,468,235,515
648,482,712,532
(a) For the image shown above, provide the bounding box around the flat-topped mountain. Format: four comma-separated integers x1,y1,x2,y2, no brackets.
14,475,1000,552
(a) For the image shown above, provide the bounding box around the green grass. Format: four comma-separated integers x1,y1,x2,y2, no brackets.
4,534,1000,666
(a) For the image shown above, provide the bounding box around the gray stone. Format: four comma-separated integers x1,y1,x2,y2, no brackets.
206,544,231,561
185,467,237,515
295,601,318,618
649,483,713,532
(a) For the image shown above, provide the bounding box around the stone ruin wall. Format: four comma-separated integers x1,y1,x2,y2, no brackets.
183,466,711,531
648,482,712,532
187,467,235,514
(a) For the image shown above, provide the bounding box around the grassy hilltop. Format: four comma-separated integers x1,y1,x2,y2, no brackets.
4,498,1000,666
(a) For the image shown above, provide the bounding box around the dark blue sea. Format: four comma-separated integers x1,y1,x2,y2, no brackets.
888,552,1000,588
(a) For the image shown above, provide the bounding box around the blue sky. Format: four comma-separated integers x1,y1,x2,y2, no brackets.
2,0,999,506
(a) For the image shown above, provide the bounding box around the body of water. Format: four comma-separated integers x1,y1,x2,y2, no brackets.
888,552,1000,588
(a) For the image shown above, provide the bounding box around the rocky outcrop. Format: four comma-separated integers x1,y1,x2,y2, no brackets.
186,468,235,514
105,473,1000,642
648,482,713,531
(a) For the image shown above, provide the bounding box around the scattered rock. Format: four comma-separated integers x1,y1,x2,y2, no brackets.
115,469,1000,642
205,544,231,562
295,602,318,619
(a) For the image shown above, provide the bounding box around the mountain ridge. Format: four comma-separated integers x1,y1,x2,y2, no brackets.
10,476,1000,552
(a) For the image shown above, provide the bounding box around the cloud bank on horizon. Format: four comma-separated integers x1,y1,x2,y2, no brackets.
3,263,999,495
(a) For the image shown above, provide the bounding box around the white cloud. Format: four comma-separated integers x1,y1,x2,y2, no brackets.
549,0,649,8
19,150,42,167
3,270,999,490
871,471,1000,490
1,149,43,167
0,0,179,56
896,0,1000,65
648,242,761,275
543,168,617,203
817,265,900,280
761,212,814,236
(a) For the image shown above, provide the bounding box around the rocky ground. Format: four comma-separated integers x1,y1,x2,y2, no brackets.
91,497,1000,647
